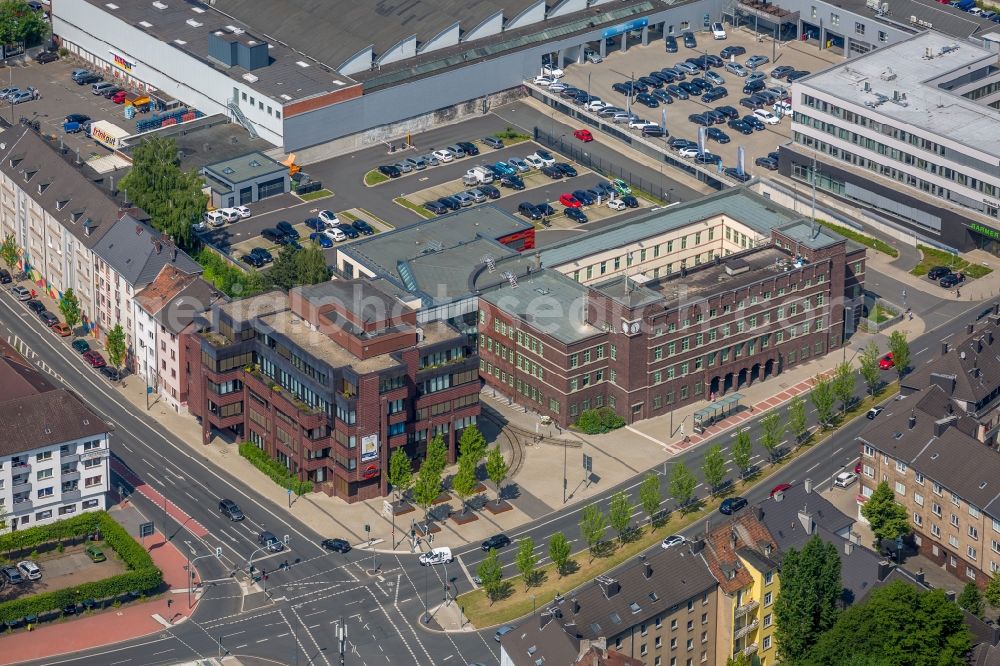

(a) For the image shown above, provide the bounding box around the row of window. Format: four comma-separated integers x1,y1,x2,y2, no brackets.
651,308,824,361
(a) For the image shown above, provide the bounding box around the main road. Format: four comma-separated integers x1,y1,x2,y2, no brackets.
0,279,984,666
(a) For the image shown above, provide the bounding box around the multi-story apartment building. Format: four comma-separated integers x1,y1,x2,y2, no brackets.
478,217,865,427
500,542,719,666
701,513,781,664
134,264,225,411
783,31,1000,254
185,281,480,502
0,338,110,530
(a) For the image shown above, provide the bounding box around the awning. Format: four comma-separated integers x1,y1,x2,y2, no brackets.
693,392,745,429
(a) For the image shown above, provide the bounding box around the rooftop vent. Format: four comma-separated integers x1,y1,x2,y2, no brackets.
596,575,621,598
139,20,152,28
186,18,202,27
296,60,310,68
242,73,258,83
174,39,186,45
152,1,167,8
332,79,346,86
105,2,119,8
225,25,244,34
191,5,205,12
280,94,292,101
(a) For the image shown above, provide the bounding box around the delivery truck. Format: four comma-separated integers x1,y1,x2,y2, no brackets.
88,120,130,150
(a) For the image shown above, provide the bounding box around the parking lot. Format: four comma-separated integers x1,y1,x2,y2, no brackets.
557,26,841,176
0,547,125,602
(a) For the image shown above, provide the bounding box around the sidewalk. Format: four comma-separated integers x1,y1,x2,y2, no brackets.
2,505,200,665
867,247,1000,303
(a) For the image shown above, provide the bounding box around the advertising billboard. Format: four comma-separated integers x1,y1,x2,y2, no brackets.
360,433,379,462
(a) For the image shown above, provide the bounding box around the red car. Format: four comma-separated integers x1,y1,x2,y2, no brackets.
82,350,106,368
769,483,792,498
573,129,594,142
559,193,582,208
878,353,894,370
112,90,128,104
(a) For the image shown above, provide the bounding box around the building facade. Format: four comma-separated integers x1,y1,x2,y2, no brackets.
186,281,480,502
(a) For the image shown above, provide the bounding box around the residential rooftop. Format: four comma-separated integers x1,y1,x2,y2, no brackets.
797,31,1000,160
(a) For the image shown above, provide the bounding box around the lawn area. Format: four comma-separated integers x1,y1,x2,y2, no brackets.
393,197,435,219
911,245,993,279
297,189,334,202
364,170,390,186
870,303,897,324
458,383,897,628
493,127,532,146
817,220,898,258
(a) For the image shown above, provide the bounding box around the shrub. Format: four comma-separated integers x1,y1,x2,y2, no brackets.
575,407,626,434
239,442,313,495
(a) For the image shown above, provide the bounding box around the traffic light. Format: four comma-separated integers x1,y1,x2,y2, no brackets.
411,529,416,538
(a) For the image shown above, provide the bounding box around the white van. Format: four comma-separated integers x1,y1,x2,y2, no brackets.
465,167,494,184
712,22,727,39
203,210,227,228
217,208,241,223
418,547,453,566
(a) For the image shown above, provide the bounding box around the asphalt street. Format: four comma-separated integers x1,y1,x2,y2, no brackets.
0,277,990,666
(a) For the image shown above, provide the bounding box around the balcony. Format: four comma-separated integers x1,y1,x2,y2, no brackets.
10,460,31,473
734,618,759,641
743,643,759,656
735,599,759,617
11,479,31,494
63,489,82,502
12,496,32,511
60,452,80,464
61,469,80,482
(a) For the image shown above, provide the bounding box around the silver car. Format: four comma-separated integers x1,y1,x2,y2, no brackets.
395,160,413,173
507,157,530,173
466,189,487,203
746,72,766,85
403,157,426,171
452,192,474,206
420,153,439,167
445,144,465,158
725,62,749,77
10,91,34,105
705,71,725,86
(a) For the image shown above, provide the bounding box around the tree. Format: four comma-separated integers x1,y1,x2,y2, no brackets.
608,491,632,543
732,430,753,478
424,434,448,478
387,448,412,504
59,288,81,332
985,575,1000,610
787,394,808,445
0,233,17,271
638,473,662,526
548,532,571,576
800,581,971,666
0,1,49,47
810,376,837,429
958,582,984,618
412,461,441,528
860,481,910,548
265,245,301,291
106,323,126,373
726,653,762,666
515,537,537,589
761,410,786,460
832,360,856,414
774,535,842,663
459,425,488,467
579,504,607,562
293,243,331,285
669,462,697,510
119,137,207,249
451,455,478,517
859,341,882,398
888,330,911,382
477,547,504,603
485,446,508,505
701,444,727,492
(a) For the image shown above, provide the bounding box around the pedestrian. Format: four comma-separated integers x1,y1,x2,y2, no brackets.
167,598,173,608
957,288,961,298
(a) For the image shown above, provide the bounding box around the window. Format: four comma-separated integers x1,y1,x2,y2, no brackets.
895,482,906,496
951,513,960,527
879,30,888,43
855,21,865,35
970,525,979,540
914,492,924,506
863,444,875,457
763,636,772,650
37,487,53,498
913,512,923,526
36,451,52,462
896,460,907,473
932,502,942,517
36,469,52,481
969,546,978,561
763,613,772,628
765,570,773,585
764,591,772,606
84,475,102,488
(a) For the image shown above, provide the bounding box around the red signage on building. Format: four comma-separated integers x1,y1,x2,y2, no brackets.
362,464,379,479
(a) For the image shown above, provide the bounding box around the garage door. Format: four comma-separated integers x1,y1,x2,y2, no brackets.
257,178,285,200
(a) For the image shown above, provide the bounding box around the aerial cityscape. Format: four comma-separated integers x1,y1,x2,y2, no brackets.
0,0,997,664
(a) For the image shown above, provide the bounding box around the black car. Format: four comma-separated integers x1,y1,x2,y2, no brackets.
518,202,542,220
771,65,795,79
76,72,102,85
650,89,673,105
424,201,448,215
481,534,512,551
688,113,712,126
322,538,352,553
767,150,781,163
706,128,730,143
743,115,765,131
754,156,779,170
638,76,662,89
250,247,273,264
635,93,659,108
378,165,401,178
339,224,359,239
536,202,556,216
101,86,123,99
669,137,697,150
594,181,616,198
724,167,752,182
649,71,673,84
65,113,90,125
642,125,666,137
564,207,588,223
26,299,44,314
38,311,57,327
695,152,722,165
559,87,582,99
100,366,122,381
690,77,712,92
786,70,811,82
456,141,479,156
500,175,525,190
719,496,748,515
678,81,700,95
540,165,563,179
276,220,300,240
665,35,678,52
715,105,739,120
720,45,747,58
666,84,688,100
739,97,761,110
926,266,951,280
704,54,724,68
352,219,376,235
439,196,461,211
704,110,727,124
728,119,753,135
261,228,285,244
242,253,265,267
940,273,965,288
743,80,765,95
0,269,10,284
572,189,596,205
34,50,59,64
701,88,727,103
621,194,639,208
682,31,697,48
554,163,577,177
219,499,245,521
612,82,633,95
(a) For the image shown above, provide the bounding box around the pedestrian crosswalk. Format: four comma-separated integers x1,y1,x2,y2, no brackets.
6,334,64,384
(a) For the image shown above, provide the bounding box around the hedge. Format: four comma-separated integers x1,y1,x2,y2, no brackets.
239,442,314,495
0,512,162,624
575,407,626,435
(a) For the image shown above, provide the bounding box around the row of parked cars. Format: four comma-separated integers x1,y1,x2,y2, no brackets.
0,85,39,105
242,214,374,266
199,206,252,229
0,560,41,586
926,266,966,288
378,138,512,178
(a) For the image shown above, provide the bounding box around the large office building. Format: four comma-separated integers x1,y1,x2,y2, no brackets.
186,282,480,502
783,31,1000,254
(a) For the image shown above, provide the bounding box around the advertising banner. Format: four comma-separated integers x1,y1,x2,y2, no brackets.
360,433,379,462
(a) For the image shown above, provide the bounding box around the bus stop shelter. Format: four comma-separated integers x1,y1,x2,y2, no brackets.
693,393,744,433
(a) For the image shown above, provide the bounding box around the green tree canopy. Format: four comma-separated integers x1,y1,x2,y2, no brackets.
774,535,842,662
458,425,488,465
732,430,753,477
985,574,1000,609
59,288,81,331
106,323,126,371
0,1,48,46
424,434,448,477
485,446,508,505
669,462,697,510
859,341,882,398
548,532,571,576
786,394,808,444
451,455,478,516
957,582,984,618
860,481,910,547
888,330,911,382
293,243,331,285
701,444,727,492
515,537,538,589
387,448,412,503
761,410,787,460
608,491,632,543
579,504,607,562
832,360,856,414
119,137,207,249
810,375,837,429
0,233,17,270
638,473,662,526
800,581,971,666
477,548,504,604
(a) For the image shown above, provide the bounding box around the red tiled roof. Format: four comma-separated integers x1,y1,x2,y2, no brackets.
573,647,644,666
134,264,201,316
702,512,779,594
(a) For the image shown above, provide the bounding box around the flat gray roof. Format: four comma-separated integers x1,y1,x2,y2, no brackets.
83,0,358,101
798,31,1000,160
203,151,285,183
833,0,1000,40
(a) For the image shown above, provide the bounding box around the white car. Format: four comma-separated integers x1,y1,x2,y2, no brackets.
628,119,654,129
607,198,627,211
524,154,545,169
17,560,40,580
318,210,339,226
533,75,554,86
584,50,603,64
542,65,564,79
711,22,727,39
232,206,252,219
527,151,555,167
833,471,858,489
548,82,567,92
661,535,686,549
217,208,241,223
432,149,454,163
753,109,780,125
203,210,228,228
323,226,347,242
678,146,700,158
773,101,792,116
419,546,454,566
585,100,606,112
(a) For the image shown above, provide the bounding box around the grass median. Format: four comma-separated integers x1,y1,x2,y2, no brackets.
393,196,435,219
297,189,333,202
912,244,993,279
458,382,898,628
817,220,898,258
364,170,390,186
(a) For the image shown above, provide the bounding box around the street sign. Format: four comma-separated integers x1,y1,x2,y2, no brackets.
139,521,154,538
583,454,593,473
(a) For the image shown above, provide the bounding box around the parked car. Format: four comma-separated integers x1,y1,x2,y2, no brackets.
559,193,582,208
665,35,678,52
720,45,747,58
621,194,639,208
249,248,272,264
530,149,556,166
324,226,347,242
518,202,542,220
867,406,885,420
725,62,749,77
2,565,23,584
682,31,697,48
607,198,627,211
879,353,895,370
573,129,594,142
322,538,351,553
540,165,563,179
728,119,753,135
706,127,730,143
352,219,376,235
536,203,555,216
378,164,401,178
85,545,106,562
17,561,41,581
26,299,44,314
431,149,454,163
564,207,588,223
482,136,504,149
705,71,725,86
456,141,479,156
261,228,284,244
642,125,666,137
771,65,795,79
743,114,765,131
572,189,595,205
507,157,530,173
219,499,245,521
725,167,752,182
939,272,965,288
424,200,448,215
711,22,727,39
719,497,748,515
495,626,516,642
309,232,333,248
746,55,770,69
51,322,72,337
926,266,951,280
481,534,512,551
662,534,687,549
82,350,105,368
834,472,858,488
71,339,90,354
755,156,779,170
276,220,300,240
258,531,285,552
688,113,712,126
34,50,59,64
419,547,454,565
100,366,122,381
694,152,722,165
786,70,811,82
0,269,10,284
701,87,727,103
500,175,525,189
36,310,56,326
